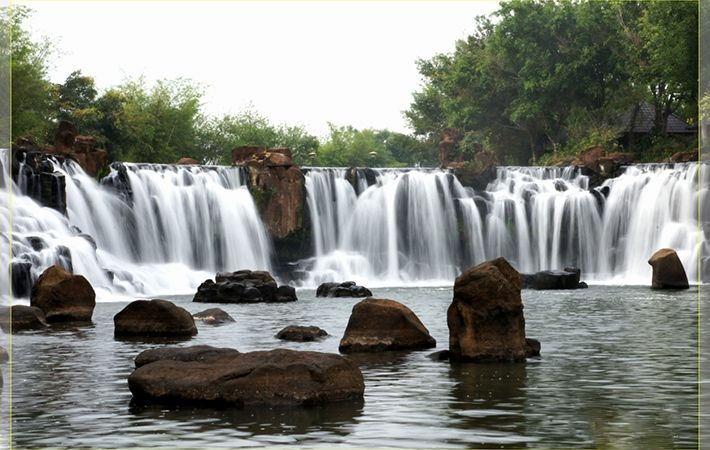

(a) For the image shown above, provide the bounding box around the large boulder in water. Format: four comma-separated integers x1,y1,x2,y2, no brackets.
448,258,539,362
316,281,372,298
648,248,689,289
0,305,49,333
193,270,297,304
339,298,436,353
114,299,198,339
128,347,364,407
30,265,95,323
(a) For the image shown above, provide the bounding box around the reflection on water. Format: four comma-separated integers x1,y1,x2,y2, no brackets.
7,286,701,448
447,362,529,448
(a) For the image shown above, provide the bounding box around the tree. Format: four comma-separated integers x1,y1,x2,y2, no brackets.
55,70,101,136
95,77,203,163
196,110,319,165
5,6,54,142
314,124,397,167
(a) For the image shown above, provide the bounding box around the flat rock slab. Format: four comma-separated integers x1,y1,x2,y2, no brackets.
128,348,364,407
135,345,241,368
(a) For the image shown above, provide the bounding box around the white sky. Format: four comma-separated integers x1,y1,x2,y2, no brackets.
19,1,500,139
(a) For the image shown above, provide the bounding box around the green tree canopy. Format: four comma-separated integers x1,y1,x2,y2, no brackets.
406,0,698,164
6,6,55,142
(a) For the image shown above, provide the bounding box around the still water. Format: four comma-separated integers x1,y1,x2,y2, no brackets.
4,286,702,448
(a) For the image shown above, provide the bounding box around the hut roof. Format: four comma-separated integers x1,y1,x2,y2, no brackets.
619,101,695,134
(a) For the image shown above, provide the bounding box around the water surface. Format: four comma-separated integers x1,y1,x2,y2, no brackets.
7,285,701,448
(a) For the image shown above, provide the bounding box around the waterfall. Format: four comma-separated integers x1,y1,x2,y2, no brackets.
1,151,273,304
598,163,708,284
301,164,706,286
2,148,706,304
300,168,466,286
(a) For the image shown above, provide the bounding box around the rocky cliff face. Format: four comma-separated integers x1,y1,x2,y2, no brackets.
232,146,310,272
48,121,109,177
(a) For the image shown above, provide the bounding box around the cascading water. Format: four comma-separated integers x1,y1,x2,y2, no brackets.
597,163,708,284
3,147,706,303
300,163,707,286
1,151,273,303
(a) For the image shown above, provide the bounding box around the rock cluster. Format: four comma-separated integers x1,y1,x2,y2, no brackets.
448,258,540,362
339,298,436,353
316,281,372,298
128,347,364,407
193,270,297,304
521,267,588,290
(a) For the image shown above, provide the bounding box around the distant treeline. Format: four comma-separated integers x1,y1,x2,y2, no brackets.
2,1,702,168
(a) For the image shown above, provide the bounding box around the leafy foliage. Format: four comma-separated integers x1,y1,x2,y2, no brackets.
406,0,698,164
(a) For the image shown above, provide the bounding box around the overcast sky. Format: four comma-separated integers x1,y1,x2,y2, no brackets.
19,1,500,138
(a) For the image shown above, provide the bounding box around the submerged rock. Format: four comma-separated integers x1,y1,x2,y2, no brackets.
316,281,372,298
193,270,297,304
30,265,95,322
114,299,197,339
648,248,689,289
192,308,235,325
339,298,436,353
276,325,328,342
448,258,539,362
128,348,364,407
0,346,7,362
0,305,49,333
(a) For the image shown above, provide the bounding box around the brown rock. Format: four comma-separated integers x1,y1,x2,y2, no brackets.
128,348,364,406
339,298,436,353
0,305,49,333
648,248,689,289
114,299,198,339
666,151,697,163
448,258,536,362
30,265,95,323
192,308,235,325
176,157,199,165
0,346,8,362
135,345,240,368
276,325,328,342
